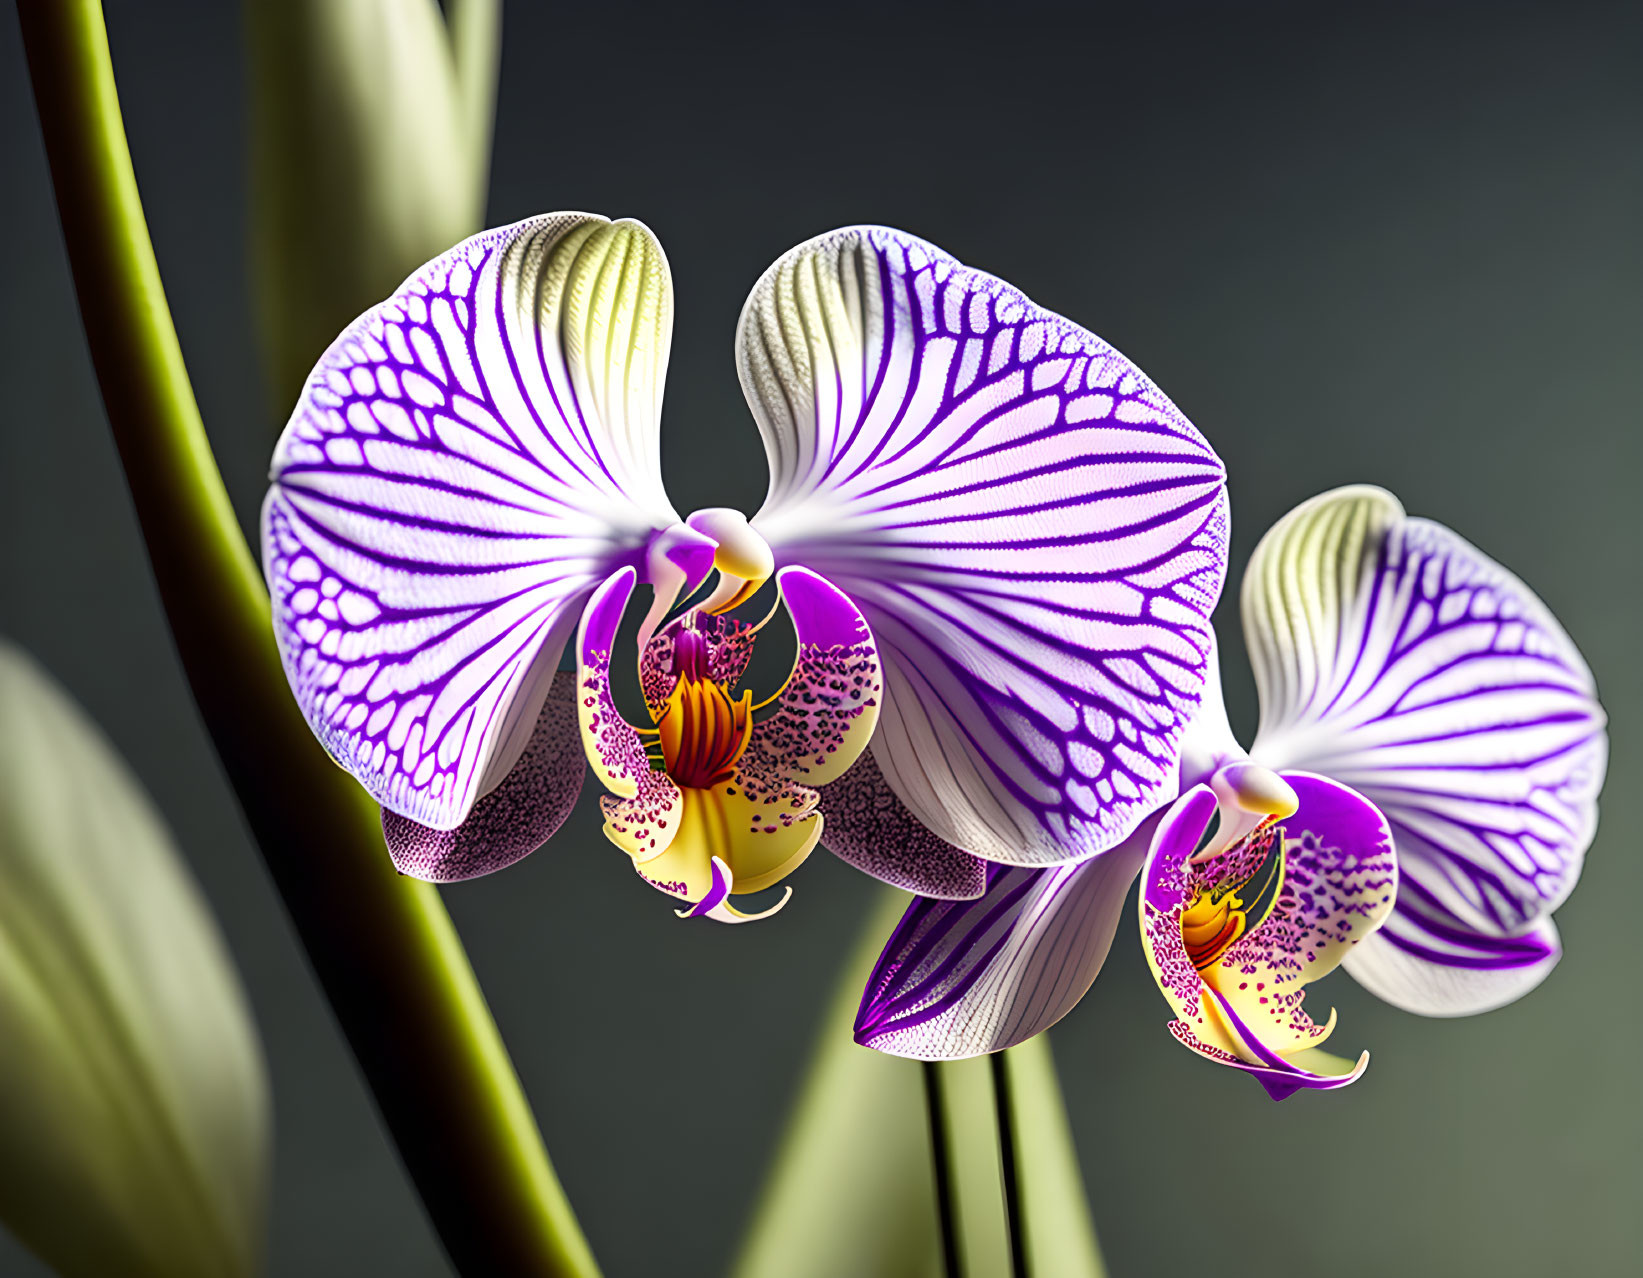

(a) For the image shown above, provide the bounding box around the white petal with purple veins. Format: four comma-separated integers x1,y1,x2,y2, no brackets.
1242,485,1606,1017
740,226,1228,867
1244,486,1607,939
381,669,586,881
854,822,1152,1060
263,214,681,831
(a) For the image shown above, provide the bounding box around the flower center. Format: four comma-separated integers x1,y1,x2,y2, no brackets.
1180,821,1286,972
654,630,753,789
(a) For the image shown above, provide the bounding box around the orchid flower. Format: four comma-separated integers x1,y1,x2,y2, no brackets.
857,486,1607,1098
262,213,1230,919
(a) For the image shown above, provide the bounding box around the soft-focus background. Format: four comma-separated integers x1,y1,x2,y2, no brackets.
2,1,1638,1274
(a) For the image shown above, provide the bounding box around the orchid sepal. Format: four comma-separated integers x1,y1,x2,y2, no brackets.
853,822,1154,1060
382,668,585,881
1241,485,1607,1015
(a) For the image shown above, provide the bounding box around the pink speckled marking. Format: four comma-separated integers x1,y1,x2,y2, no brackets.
748,568,881,789
639,610,759,720
382,668,586,881
1141,772,1397,1098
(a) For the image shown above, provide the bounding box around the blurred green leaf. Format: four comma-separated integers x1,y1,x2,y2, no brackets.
248,0,501,415
0,641,269,1278
1000,1040,1105,1278
731,890,942,1278
732,891,1104,1278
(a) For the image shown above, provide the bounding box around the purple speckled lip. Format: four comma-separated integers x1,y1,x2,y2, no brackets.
1136,771,1397,1099
1198,987,1367,1104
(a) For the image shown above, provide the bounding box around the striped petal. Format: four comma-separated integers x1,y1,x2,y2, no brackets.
853,824,1152,1059
382,668,584,880
1243,486,1607,1011
263,214,682,835
1139,775,1398,1100
1343,891,1562,1017
740,226,1228,868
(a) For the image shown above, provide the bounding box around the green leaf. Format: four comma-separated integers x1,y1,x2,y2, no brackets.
0,641,269,1278
997,1041,1106,1278
732,890,942,1278
732,891,1104,1278
247,0,502,415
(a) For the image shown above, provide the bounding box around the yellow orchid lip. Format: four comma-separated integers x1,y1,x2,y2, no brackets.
1140,774,1398,1100
577,564,881,923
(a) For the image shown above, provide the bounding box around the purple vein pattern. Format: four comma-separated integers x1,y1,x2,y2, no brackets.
739,226,1229,867
1243,486,1607,1014
262,215,681,831
854,821,1151,1058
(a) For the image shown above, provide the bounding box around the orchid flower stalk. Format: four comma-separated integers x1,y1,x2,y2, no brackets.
263,213,1232,921
858,485,1607,1099
16,3,597,1272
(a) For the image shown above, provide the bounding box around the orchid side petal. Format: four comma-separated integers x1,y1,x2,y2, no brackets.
1243,486,1608,947
817,751,987,899
383,668,585,880
263,213,682,833
1342,892,1562,1017
740,226,1229,867
1140,775,1397,1097
854,823,1151,1060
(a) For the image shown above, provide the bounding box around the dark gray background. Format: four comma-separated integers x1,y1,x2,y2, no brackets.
2,1,1638,1274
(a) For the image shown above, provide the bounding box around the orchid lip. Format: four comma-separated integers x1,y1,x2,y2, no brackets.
1140,774,1397,1098
579,561,879,922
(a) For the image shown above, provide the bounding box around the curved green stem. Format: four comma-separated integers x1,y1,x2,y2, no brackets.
15,3,599,1274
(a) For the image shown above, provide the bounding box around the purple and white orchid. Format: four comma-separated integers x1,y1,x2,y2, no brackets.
262,213,1231,918
856,486,1607,1096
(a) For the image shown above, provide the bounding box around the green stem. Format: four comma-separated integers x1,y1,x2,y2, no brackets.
922,1061,964,1278
15,4,599,1274
990,1051,1029,1278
